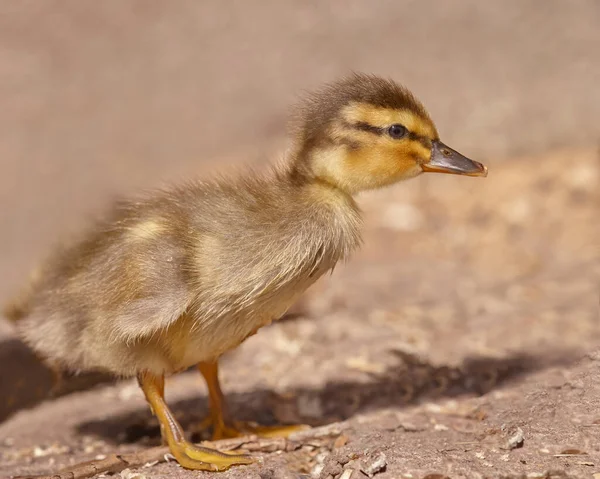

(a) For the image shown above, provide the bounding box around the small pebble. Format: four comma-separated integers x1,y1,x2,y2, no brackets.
120,468,147,479
361,452,387,477
504,427,524,450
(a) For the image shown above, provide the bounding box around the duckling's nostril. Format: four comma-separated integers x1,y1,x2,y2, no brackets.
441,148,452,157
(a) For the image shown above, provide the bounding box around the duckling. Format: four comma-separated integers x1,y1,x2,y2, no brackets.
4,73,487,471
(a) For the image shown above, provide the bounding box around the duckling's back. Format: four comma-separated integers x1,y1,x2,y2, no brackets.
8,174,362,377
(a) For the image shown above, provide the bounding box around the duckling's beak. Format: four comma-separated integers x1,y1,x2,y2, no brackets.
422,140,488,177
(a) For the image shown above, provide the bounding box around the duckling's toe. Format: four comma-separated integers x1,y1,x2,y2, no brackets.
237,421,311,439
198,415,309,440
210,419,246,440
170,440,254,471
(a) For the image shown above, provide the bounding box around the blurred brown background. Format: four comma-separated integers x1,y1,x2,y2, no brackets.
1,0,598,303
0,2,599,478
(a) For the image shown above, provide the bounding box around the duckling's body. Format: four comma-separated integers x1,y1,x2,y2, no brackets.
6,74,486,471
19,175,360,377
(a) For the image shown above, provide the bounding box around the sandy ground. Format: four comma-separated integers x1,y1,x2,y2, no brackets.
1,2,599,478
1,149,598,478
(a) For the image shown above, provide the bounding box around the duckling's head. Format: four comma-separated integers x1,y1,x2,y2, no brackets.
290,73,487,194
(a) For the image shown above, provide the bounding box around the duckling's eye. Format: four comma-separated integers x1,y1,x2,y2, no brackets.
388,124,407,139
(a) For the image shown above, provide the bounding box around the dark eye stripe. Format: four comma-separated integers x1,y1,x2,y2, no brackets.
344,120,432,148
407,131,431,149
346,121,384,135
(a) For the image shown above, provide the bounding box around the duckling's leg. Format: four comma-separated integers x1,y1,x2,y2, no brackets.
137,371,253,471
197,361,308,440
197,361,240,439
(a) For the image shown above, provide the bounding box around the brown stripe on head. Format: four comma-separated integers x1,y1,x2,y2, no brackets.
289,74,448,193
293,73,437,153
341,103,438,140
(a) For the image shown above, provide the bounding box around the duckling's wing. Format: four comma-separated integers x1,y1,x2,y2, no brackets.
76,213,194,343
14,199,195,364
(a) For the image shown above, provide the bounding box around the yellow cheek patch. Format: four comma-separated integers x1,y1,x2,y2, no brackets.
345,145,422,190
406,140,431,162
342,103,437,139
380,141,429,170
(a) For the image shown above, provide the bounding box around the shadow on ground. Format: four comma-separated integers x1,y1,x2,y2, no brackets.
0,338,114,423
75,349,579,446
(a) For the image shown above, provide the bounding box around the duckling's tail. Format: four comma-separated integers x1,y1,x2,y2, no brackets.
1,268,118,424
1,284,115,424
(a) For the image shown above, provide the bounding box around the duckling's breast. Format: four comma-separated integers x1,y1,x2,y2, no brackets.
148,179,362,374
168,256,335,372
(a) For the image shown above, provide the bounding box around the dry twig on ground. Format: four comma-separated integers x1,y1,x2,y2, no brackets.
13,422,348,479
